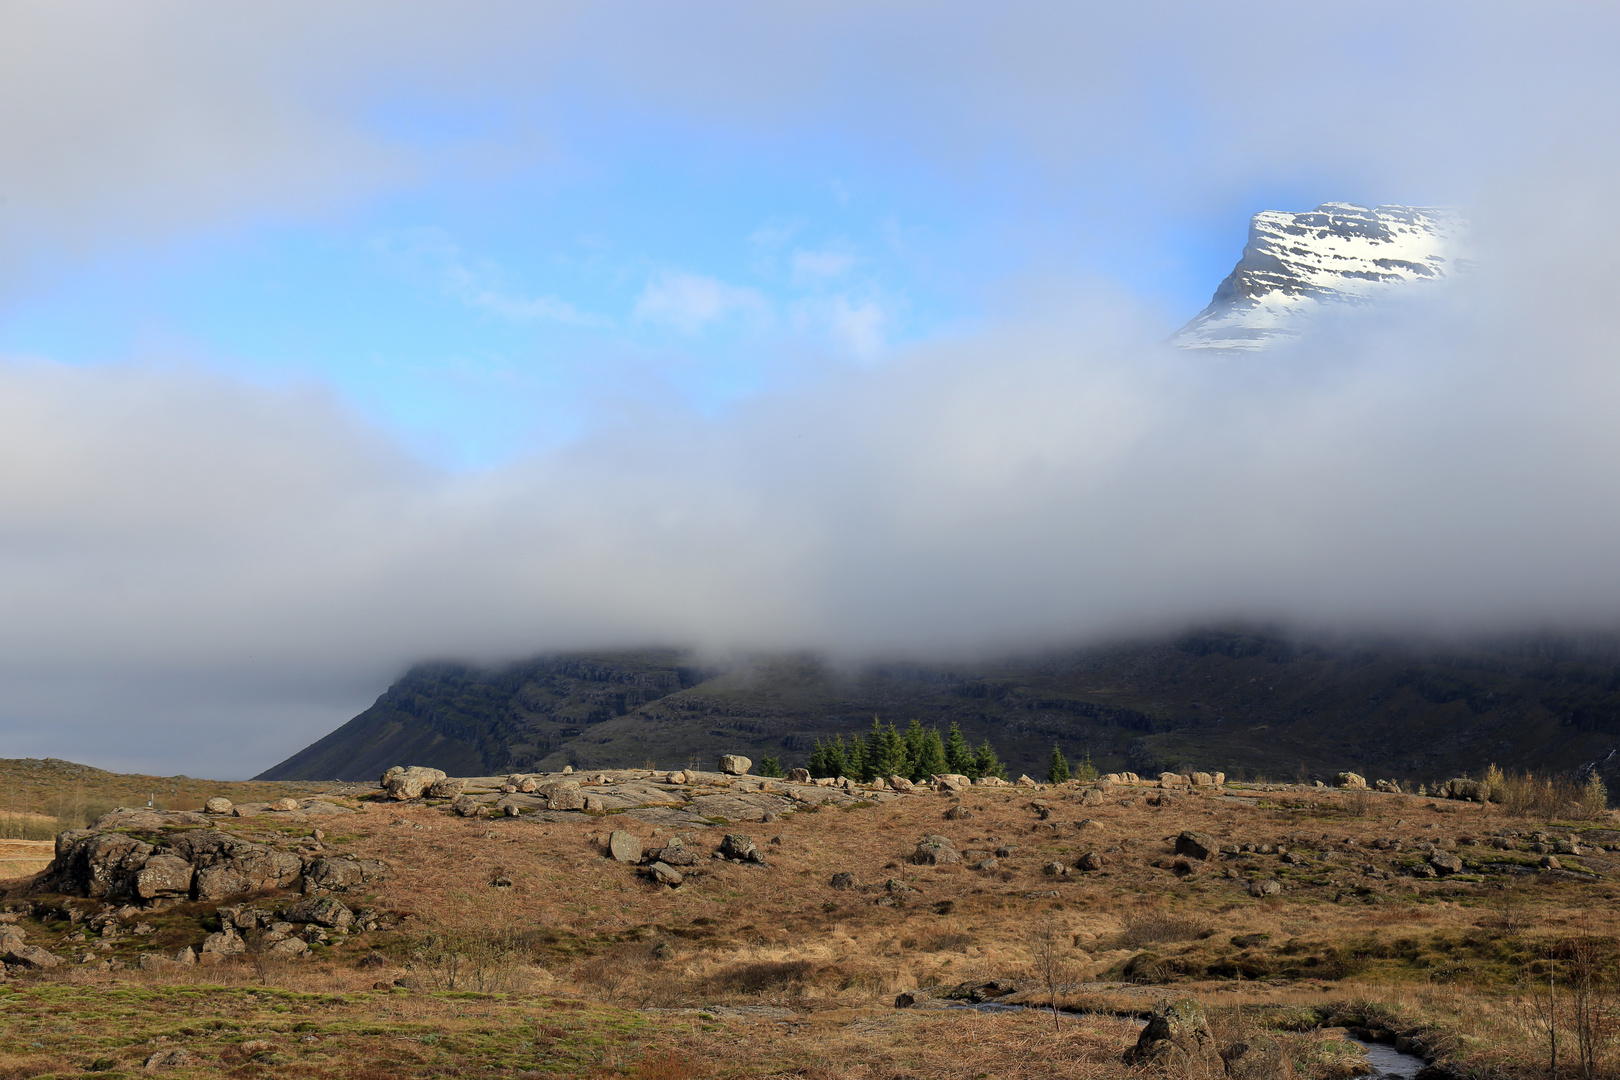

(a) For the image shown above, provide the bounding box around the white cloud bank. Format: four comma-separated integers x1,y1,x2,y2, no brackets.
1,2,1619,774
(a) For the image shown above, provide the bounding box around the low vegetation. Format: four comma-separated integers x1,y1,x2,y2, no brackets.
1,764,1618,1078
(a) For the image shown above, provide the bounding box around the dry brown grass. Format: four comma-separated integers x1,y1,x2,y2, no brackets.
2,779,1618,1077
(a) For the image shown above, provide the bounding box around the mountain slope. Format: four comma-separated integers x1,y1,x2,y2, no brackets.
1172,202,1464,350
258,631,1620,792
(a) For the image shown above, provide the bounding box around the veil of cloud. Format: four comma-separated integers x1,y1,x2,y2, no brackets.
1,2,1618,774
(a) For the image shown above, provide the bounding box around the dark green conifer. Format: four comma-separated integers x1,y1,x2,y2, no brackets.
1047,744,1070,785
944,723,973,776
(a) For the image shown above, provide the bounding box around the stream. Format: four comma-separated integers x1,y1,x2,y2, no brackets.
911,1001,1430,1077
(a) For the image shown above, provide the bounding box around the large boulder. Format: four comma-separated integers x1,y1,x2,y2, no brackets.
912,835,961,866
717,755,753,775
381,766,447,800
1429,851,1464,875
200,927,246,957
933,774,971,793
537,781,585,810
607,830,643,864
1174,831,1217,861
428,778,466,799
719,834,764,863
135,855,195,900
203,797,234,814
302,856,390,893
1334,772,1369,790
1125,998,1214,1067
1441,777,1485,802
887,776,916,793
3,942,63,970
786,768,811,783
286,896,354,929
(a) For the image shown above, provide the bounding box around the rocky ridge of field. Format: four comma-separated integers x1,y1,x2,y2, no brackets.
2,759,1618,1077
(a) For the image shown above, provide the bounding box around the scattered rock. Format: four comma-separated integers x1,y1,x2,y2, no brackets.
1222,1034,1285,1080
608,830,643,864
933,774,971,793
4,943,63,969
268,937,310,958
359,950,390,968
1043,861,1069,876
1540,855,1562,870
944,804,973,820
381,766,447,800
1334,772,1368,790
1016,775,1037,787
203,797,234,814
201,927,246,957
1174,831,1217,861
1429,851,1464,875
302,856,390,893
1125,997,1213,1067
450,794,483,817
1079,788,1105,807
1248,879,1282,897
911,835,961,866
268,798,300,812
718,755,753,776
888,776,916,793
286,896,354,929
537,781,584,811
1077,851,1104,871
428,778,466,799
646,862,684,886
787,768,811,783
719,834,765,864
143,1048,193,1070
830,872,858,890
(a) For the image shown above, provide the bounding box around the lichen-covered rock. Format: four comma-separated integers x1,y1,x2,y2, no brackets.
201,927,246,957
607,830,643,864
382,766,447,800
537,781,584,810
719,834,763,863
4,942,63,970
1334,772,1369,790
1126,998,1214,1067
911,835,961,865
428,778,466,799
135,854,195,900
286,896,354,929
204,797,234,814
718,754,753,775
302,856,389,893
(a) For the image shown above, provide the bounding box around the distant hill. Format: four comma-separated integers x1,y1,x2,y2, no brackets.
256,629,1620,794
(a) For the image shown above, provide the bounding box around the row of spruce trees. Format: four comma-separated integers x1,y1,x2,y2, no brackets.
754,722,1093,786
763,718,1007,783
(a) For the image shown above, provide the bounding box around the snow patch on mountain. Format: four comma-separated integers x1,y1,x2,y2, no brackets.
1173,202,1466,351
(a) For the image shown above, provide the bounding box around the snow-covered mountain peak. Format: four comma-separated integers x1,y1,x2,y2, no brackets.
1172,202,1466,351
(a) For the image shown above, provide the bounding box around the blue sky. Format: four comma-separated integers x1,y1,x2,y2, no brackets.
0,47,1340,467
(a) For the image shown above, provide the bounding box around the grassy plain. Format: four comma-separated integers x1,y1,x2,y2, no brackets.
1,775,1618,1078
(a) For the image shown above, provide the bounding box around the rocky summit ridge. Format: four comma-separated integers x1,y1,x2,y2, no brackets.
1172,202,1465,351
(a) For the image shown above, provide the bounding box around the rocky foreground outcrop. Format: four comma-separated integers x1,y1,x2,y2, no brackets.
41,804,386,906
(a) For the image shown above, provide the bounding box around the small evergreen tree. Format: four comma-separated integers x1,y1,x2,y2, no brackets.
972,739,1007,781
756,756,785,779
825,735,849,779
902,719,927,777
1047,744,1070,784
944,723,973,776
846,734,870,783
866,717,907,780
1074,751,1098,783
912,727,948,781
